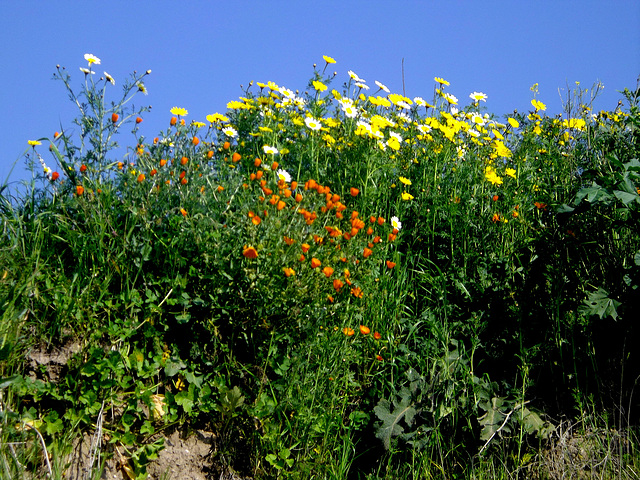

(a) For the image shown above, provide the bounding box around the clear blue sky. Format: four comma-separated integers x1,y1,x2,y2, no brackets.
2,1,639,186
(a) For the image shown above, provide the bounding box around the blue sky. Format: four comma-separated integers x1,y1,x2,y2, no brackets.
2,1,639,186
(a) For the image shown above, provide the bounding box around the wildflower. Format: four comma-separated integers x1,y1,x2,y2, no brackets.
443,93,458,105
137,82,148,95
401,192,414,201
350,187,360,197
137,174,145,183
76,185,84,195
311,258,321,269
170,107,188,116
333,279,344,292
351,287,363,298
491,213,500,223
207,113,229,123
277,169,292,183
469,91,487,103
343,327,355,336
111,113,119,123
485,166,503,186
283,236,295,246
508,118,519,128
390,216,402,231
170,117,178,126
104,72,115,85
386,260,396,269
263,145,279,155
348,70,365,82
434,77,450,86
363,248,373,258
79,67,95,75
492,195,499,202
531,99,547,111
312,80,328,92
28,140,41,146
505,168,516,179
305,117,322,131
242,246,258,259
232,152,242,162
84,53,101,65
283,267,295,277
534,201,547,210
360,325,370,335
222,126,238,138
323,55,336,64
399,176,412,185
322,266,334,278
375,80,390,93
373,331,382,340
376,355,384,361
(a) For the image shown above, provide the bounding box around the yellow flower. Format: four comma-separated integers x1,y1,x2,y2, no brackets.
399,176,412,185
485,166,503,186
531,99,547,111
312,80,328,92
401,192,414,201
508,118,520,129
28,140,41,146
206,113,229,123
323,55,336,64
505,168,516,179
434,77,450,86
170,107,188,116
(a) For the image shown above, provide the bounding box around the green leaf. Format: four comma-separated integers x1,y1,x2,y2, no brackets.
613,189,638,206
477,396,507,442
580,288,622,320
374,391,417,450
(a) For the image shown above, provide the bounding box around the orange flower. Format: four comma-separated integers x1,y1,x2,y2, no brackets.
366,227,374,235
192,136,199,146
359,325,370,335
180,208,188,217
242,246,258,259
322,266,334,278
290,181,298,191
373,331,382,340
136,116,143,124
534,201,547,210
327,295,334,303
363,248,373,258
179,171,186,179
386,260,396,269
271,161,278,171
333,278,344,291
217,185,224,192
350,187,360,196
223,141,231,150
283,267,295,277
150,169,158,176
111,113,119,123
50,171,59,181
295,193,303,203
251,215,261,226
376,355,384,361
283,236,295,246
80,164,87,173
207,150,214,159
512,211,519,218
76,185,84,195
343,327,355,336
232,152,242,162
181,177,188,185
170,116,177,126
301,243,311,253
491,213,500,223
160,159,168,167
377,216,385,225
388,233,397,242
492,195,499,202
351,287,363,298
298,254,305,262
276,200,286,210
311,258,321,269
137,174,145,183
180,156,188,165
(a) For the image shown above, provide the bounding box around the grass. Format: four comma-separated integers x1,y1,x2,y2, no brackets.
1,54,640,479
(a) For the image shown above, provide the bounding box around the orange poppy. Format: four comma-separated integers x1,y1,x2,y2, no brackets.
111,113,119,123
322,266,334,278
373,331,382,340
333,279,344,291
192,136,199,146
350,187,360,196
242,246,258,259
232,152,242,162
283,236,295,246
363,248,373,258
76,185,84,195
343,327,355,336
311,258,321,269
170,116,177,126
351,287,363,298
137,174,145,183
359,325,370,335
301,243,310,253
283,267,295,277
386,260,396,269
